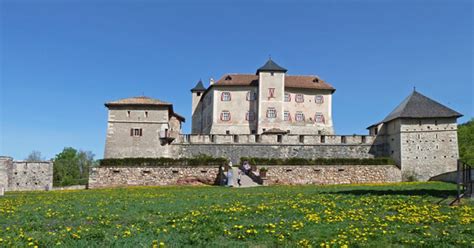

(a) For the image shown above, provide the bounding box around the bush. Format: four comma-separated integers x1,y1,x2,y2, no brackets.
239,157,396,166
99,155,228,167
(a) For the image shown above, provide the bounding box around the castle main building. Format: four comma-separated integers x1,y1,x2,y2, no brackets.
191,59,335,135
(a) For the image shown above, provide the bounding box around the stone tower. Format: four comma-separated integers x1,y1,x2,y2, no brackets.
256,58,287,133
191,80,206,134
369,90,463,181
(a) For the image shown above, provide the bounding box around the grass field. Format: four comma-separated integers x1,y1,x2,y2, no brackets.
0,182,472,247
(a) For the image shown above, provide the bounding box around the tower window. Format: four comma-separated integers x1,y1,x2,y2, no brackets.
221,92,231,101
268,88,275,98
266,108,277,118
197,92,201,96
295,94,304,103
220,111,231,121
315,95,324,104
130,128,143,137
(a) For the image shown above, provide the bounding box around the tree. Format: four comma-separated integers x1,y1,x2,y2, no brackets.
458,119,474,166
53,147,96,186
25,151,45,162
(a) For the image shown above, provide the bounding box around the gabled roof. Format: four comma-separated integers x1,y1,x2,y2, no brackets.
190,80,206,92
371,91,462,127
214,74,335,91
105,96,172,107
105,96,185,122
256,58,288,74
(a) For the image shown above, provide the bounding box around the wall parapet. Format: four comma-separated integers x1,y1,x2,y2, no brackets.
175,134,375,145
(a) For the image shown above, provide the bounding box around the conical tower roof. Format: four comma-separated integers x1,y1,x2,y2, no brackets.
256,58,287,74
190,80,206,92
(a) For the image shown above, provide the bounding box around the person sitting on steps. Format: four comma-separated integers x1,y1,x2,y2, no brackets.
242,161,251,175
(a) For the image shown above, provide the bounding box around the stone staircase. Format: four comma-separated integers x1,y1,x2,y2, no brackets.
231,167,261,188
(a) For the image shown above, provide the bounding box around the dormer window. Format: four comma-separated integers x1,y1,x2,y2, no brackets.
225,75,232,80
313,78,319,83
295,94,304,103
315,95,324,104
221,92,231,101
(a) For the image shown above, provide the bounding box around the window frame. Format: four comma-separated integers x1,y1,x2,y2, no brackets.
295,94,304,103
315,112,325,123
268,88,275,98
220,111,231,121
221,92,231,101
284,111,291,121
284,92,291,102
246,111,255,121
266,107,277,118
295,112,305,122
315,95,324,104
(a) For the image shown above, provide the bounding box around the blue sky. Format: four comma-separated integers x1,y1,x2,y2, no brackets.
1,0,472,160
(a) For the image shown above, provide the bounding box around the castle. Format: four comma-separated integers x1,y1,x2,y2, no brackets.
103,59,462,181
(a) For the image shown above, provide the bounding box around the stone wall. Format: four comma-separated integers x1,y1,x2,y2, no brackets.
88,164,401,188
88,166,221,189
258,165,401,185
175,143,381,164
0,156,53,192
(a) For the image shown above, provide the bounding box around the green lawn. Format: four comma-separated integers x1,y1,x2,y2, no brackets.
0,182,472,247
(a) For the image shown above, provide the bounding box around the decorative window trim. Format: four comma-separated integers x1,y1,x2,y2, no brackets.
268,88,275,98
221,92,231,101
246,111,255,121
315,113,325,123
246,91,256,101
284,111,291,121
315,95,324,104
295,94,304,103
220,111,231,121
295,112,305,122
284,92,291,102
266,108,277,118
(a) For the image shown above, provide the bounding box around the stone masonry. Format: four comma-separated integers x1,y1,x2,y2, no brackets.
0,156,53,192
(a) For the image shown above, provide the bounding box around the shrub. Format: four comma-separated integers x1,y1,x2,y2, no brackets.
239,157,396,166
99,155,228,167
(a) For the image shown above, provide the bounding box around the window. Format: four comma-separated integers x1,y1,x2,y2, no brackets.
127,111,131,117
277,135,282,143
246,91,256,101
315,113,325,123
267,108,277,118
315,95,324,104
295,94,304,103
284,111,291,121
221,92,231,101
220,111,231,121
145,111,148,118
295,112,305,122
246,111,255,121
284,92,291,102
268,88,275,98
130,128,142,137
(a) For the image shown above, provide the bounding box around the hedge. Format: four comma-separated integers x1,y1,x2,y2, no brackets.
99,156,228,167
239,157,396,166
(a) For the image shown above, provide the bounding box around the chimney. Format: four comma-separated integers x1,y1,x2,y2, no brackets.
209,77,215,86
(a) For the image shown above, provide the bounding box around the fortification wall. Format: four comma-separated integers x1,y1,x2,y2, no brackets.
258,165,401,185
0,156,53,192
88,166,220,189
88,164,401,188
7,161,53,191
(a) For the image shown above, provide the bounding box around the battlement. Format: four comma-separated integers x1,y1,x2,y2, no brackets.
175,134,375,145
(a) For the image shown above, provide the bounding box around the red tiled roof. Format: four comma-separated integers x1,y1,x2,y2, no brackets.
214,74,335,91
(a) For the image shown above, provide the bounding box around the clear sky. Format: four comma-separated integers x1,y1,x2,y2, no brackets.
1,0,472,160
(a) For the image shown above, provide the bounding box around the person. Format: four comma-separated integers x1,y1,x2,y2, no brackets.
237,170,242,187
226,165,233,187
243,161,251,175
